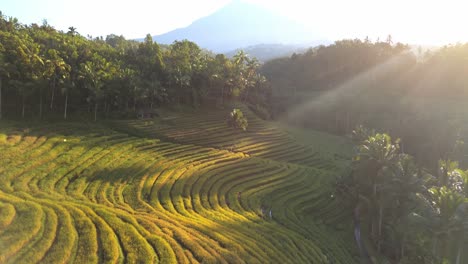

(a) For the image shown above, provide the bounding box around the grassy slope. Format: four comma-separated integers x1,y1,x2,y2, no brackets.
0,106,358,263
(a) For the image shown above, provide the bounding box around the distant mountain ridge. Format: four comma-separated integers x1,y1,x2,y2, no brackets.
152,0,326,53
225,44,309,62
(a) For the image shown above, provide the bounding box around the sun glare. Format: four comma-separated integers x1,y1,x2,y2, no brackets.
255,0,468,44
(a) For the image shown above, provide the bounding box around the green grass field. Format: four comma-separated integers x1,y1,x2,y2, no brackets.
0,106,358,263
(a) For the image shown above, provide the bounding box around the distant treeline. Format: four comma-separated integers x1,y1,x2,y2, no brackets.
0,12,270,120
261,39,468,167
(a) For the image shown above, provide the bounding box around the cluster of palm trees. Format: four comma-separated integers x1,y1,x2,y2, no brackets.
339,126,468,263
0,12,270,120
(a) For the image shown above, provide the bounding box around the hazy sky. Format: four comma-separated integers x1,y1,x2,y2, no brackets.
2,0,467,44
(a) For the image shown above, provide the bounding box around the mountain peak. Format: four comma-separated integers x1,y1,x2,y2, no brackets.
152,1,324,52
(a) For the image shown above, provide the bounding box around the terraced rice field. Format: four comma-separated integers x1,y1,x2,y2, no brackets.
112,106,349,169
0,107,358,263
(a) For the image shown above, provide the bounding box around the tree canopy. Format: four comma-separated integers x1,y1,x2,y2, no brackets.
0,13,270,120
339,127,468,263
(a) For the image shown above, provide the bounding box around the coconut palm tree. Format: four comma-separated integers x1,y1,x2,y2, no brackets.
45,49,70,113
79,53,115,121
428,162,468,263
67,26,77,36
380,154,426,259
354,133,400,250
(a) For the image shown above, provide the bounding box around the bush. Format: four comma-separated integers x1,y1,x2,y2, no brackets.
227,109,248,131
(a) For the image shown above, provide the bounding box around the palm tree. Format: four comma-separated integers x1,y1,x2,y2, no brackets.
428,162,468,263
211,54,231,105
241,57,260,103
381,154,426,259
352,133,401,254
233,50,248,65
45,49,70,113
429,185,465,262
10,32,44,118
79,54,113,121
67,26,77,36
230,50,249,99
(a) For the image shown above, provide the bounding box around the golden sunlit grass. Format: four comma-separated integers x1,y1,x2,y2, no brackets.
0,107,358,263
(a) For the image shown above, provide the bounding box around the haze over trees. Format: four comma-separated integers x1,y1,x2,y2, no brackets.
259,39,468,263
262,39,468,168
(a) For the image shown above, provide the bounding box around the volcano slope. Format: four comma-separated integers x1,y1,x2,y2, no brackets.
0,107,358,263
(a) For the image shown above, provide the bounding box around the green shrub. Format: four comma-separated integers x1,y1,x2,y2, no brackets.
226,108,248,131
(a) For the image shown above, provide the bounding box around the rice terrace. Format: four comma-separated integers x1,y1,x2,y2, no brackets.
2,0,468,263
0,106,356,263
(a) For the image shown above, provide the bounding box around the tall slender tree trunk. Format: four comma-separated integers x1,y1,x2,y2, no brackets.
191,87,197,108
151,81,155,110
178,84,182,106
371,183,377,241
39,87,43,119
400,236,405,260
22,94,25,119
0,77,2,120
221,85,225,106
354,204,372,263
432,236,438,259
456,238,462,264
94,102,98,122
50,76,55,109
64,92,68,120
106,98,110,116
104,97,107,119
440,235,448,264
378,205,383,253
243,88,249,103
